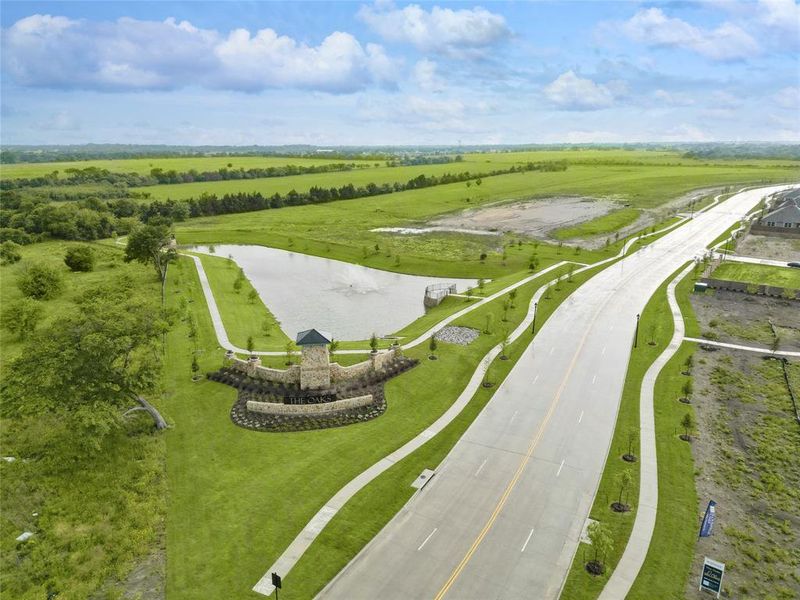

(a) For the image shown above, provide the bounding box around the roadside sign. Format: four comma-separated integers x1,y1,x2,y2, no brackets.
699,500,716,537
699,557,725,597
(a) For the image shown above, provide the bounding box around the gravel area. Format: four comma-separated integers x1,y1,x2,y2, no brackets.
735,232,800,262
434,326,480,346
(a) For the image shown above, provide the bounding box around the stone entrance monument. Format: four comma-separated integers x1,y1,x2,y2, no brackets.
296,329,332,390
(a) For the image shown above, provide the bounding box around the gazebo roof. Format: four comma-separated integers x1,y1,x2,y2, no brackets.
295,328,333,346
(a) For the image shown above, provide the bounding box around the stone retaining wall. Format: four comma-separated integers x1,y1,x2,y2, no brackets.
246,394,373,415
330,349,398,382
700,277,800,300
229,357,301,384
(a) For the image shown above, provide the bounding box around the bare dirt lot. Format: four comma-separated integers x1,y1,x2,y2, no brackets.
428,196,617,238
685,291,800,599
735,232,800,262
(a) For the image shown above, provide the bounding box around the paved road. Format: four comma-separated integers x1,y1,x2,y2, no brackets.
317,184,795,600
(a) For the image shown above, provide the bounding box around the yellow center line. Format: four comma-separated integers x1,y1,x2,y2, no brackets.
434,292,616,600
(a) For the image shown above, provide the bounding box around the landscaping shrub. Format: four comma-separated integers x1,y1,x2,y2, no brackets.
17,262,64,300
64,245,95,272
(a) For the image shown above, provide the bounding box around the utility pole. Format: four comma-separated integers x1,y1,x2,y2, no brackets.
531,301,538,335
634,313,640,348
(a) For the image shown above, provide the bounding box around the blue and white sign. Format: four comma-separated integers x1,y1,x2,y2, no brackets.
699,500,717,537
699,557,725,598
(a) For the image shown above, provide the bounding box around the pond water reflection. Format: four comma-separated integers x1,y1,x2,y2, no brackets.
191,245,477,341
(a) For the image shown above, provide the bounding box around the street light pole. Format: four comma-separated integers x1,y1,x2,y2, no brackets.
634,313,640,348
531,301,538,335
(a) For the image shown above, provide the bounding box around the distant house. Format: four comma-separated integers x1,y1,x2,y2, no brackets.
751,191,800,237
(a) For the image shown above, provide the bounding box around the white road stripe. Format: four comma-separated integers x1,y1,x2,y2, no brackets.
556,459,565,477
592,374,597,384
418,528,438,551
550,346,555,355
533,374,539,384
520,528,535,553
601,346,606,356
510,410,518,425
475,459,488,477
578,411,584,423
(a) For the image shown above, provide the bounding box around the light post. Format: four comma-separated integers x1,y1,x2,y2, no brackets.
634,313,640,348
531,302,538,335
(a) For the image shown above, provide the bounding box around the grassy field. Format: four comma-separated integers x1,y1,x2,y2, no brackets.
150,160,798,203
0,242,166,599
712,262,800,289
553,207,641,240
0,155,378,179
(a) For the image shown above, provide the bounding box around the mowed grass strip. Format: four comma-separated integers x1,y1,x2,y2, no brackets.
192,252,291,351
553,207,641,240
712,262,800,289
163,254,576,599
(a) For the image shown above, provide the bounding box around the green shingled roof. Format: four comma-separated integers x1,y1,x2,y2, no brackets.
295,329,332,345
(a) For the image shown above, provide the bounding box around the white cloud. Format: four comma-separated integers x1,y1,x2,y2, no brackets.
773,86,800,109
653,89,695,106
358,2,510,57
543,71,615,110
758,0,800,30
618,8,759,61
1,14,398,93
412,58,444,92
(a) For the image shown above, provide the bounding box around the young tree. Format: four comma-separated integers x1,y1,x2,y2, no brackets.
465,287,474,302
681,412,696,441
2,277,169,444
625,428,639,462
261,319,272,337
370,333,379,353
586,521,613,574
17,262,64,300
285,341,295,365
1,298,44,340
64,245,95,272
124,224,176,305
479,252,487,262
428,336,438,359
0,240,22,265
567,264,575,282
247,335,254,355
191,354,200,380
248,288,258,304
500,330,510,360
484,313,494,335
329,338,339,357
509,288,517,308
478,278,486,294
614,469,633,511
233,277,243,294
681,379,693,402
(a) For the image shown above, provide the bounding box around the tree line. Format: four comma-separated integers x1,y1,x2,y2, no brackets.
0,161,568,244
0,162,369,190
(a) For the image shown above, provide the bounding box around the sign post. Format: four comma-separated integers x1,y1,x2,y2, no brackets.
699,557,725,598
271,572,282,600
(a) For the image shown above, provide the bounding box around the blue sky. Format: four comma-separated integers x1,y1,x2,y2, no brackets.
1,1,798,145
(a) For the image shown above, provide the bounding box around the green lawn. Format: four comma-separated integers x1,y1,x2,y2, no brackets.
712,262,800,289
553,207,641,240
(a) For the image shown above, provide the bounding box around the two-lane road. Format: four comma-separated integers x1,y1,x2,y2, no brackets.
317,185,795,600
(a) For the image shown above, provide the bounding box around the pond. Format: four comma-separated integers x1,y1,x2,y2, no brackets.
190,245,478,341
